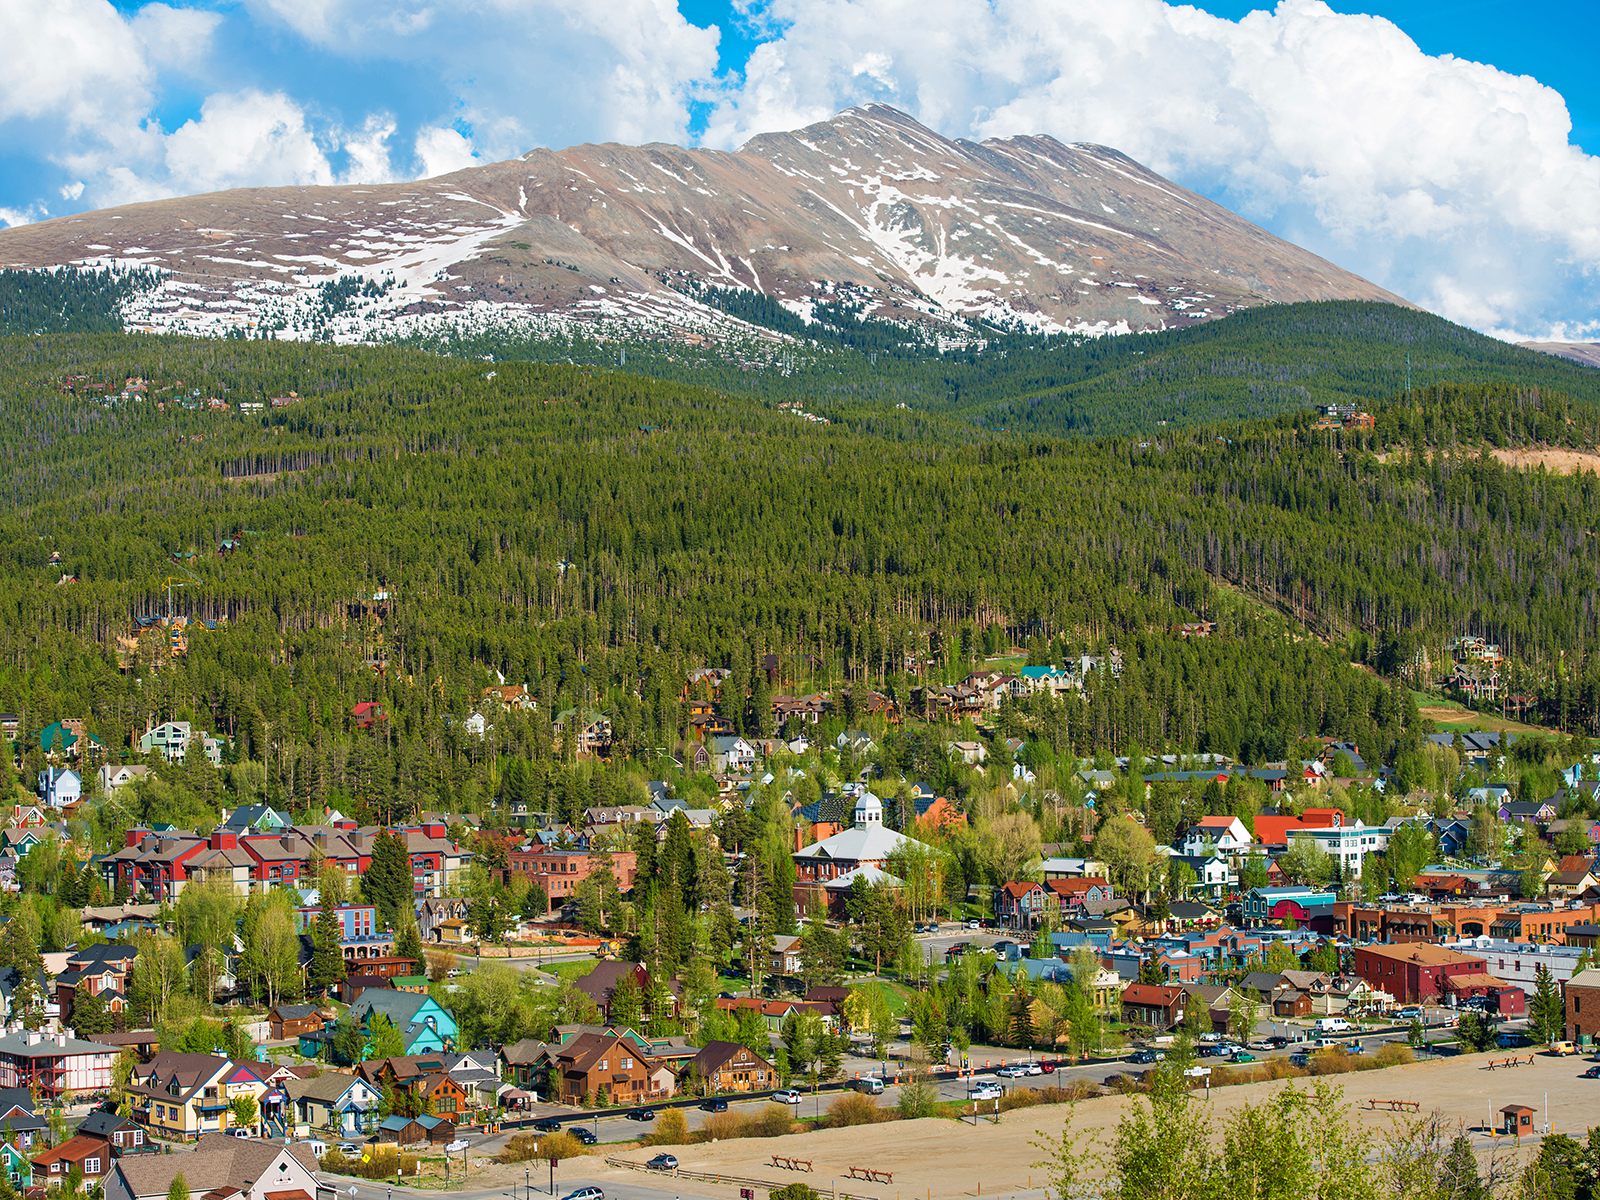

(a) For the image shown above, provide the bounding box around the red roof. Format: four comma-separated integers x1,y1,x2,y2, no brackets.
1300,808,1344,828
1047,877,1110,895
1252,816,1307,845
1121,983,1186,1006
999,881,1042,899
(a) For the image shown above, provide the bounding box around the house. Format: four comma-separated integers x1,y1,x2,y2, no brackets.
769,935,804,978
446,1051,505,1110
268,1005,324,1041
572,962,653,1023
709,736,758,773
1177,816,1251,857
103,1135,319,1200
284,1073,381,1136
684,1041,775,1094
37,768,81,809
136,722,192,763
1241,887,1338,926
413,1072,468,1118
340,991,457,1056
506,844,638,912
125,1053,242,1141
418,896,469,942
1120,983,1187,1030
0,1141,31,1190
74,1110,150,1157
539,1028,661,1105
32,1135,112,1190
1545,857,1598,901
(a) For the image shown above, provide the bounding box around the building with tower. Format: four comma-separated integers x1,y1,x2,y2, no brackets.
791,790,933,917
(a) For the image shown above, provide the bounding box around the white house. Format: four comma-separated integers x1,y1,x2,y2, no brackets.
105,1136,319,1200
711,736,758,773
1177,815,1252,857
0,1030,114,1094
98,764,149,795
1288,821,1390,879
37,768,81,808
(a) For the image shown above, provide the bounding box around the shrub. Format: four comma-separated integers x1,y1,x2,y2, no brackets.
495,1132,585,1164
771,1186,821,1200
743,1104,796,1138
1371,1044,1414,1068
697,1112,741,1142
648,1109,688,1146
320,1147,419,1180
827,1092,882,1126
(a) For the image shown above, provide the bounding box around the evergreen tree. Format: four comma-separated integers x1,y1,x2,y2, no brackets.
309,887,347,999
394,915,424,967
364,832,412,930
1529,964,1565,1044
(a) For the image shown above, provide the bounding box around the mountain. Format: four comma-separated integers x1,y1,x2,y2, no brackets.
1522,341,1600,369
0,105,1406,346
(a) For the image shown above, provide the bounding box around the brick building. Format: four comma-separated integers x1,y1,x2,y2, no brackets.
1351,943,1490,1005
1565,967,1600,1045
506,845,637,912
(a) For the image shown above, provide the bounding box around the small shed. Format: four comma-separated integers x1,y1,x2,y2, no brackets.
1500,1104,1535,1135
376,1115,427,1144
416,1114,457,1144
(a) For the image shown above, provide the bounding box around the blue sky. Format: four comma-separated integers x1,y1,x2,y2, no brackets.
5,0,1599,341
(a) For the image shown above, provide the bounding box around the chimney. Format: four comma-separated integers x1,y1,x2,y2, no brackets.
55,1033,66,1047
280,835,294,853
24,1032,39,1046
314,832,330,850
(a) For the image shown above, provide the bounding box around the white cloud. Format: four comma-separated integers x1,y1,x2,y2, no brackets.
161,91,335,194
242,0,720,152
707,0,1600,339
129,3,223,70
415,126,478,178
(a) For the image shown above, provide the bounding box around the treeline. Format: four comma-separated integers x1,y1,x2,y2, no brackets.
0,268,161,336
0,334,1599,827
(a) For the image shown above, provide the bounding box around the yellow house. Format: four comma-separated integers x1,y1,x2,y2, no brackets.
126,1053,275,1141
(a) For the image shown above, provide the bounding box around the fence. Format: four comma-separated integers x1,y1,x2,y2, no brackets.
605,1156,874,1200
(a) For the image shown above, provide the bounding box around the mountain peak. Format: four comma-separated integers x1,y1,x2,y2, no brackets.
0,108,1407,345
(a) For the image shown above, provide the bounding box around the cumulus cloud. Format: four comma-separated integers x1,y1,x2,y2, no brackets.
707,0,1600,340
415,126,478,178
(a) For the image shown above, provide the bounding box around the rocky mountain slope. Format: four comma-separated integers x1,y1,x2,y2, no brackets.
0,105,1408,345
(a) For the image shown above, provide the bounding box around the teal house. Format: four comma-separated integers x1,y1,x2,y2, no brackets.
304,991,457,1063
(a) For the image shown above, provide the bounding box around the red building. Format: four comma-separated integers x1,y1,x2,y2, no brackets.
1351,943,1493,1004
507,845,637,911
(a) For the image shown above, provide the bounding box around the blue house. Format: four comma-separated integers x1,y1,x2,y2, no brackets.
308,991,457,1062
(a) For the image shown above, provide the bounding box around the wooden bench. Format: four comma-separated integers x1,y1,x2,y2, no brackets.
1366,1099,1421,1112
1484,1056,1536,1070
772,1157,813,1173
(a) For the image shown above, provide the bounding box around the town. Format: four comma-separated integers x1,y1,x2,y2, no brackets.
1,640,1599,1200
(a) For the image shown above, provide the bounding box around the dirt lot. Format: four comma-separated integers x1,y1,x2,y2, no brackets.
559,1051,1598,1199
1418,705,1547,735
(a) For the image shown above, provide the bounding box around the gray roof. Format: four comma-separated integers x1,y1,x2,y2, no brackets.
111,1134,316,1200
285,1073,371,1104
0,1031,110,1058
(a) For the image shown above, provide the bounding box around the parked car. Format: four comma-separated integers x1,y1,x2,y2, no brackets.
996,1064,1028,1077
1231,1051,1256,1063
337,1143,362,1156
1130,1049,1163,1064
1549,1041,1580,1056
533,1119,562,1134
967,920,981,930
969,1082,1002,1100
1021,1061,1043,1075
853,1077,884,1095
1314,1017,1352,1035
1393,1006,1423,1020
1265,1036,1292,1048
1583,1065,1600,1079
646,1154,678,1171
1198,1045,1222,1058
570,1128,597,1145
700,1098,729,1112
629,1107,657,1121
562,1189,603,1200
1290,1052,1311,1067
1037,1059,1060,1072
774,1089,803,1104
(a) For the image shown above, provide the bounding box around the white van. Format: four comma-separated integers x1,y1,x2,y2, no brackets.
1314,1017,1352,1034
853,1076,884,1095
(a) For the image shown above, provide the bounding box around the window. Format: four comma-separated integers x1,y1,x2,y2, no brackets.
50,1164,60,1173
86,1160,99,1175
621,1057,632,1069
599,1060,607,1071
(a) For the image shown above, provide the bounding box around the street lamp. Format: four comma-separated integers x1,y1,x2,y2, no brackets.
526,1168,530,1200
